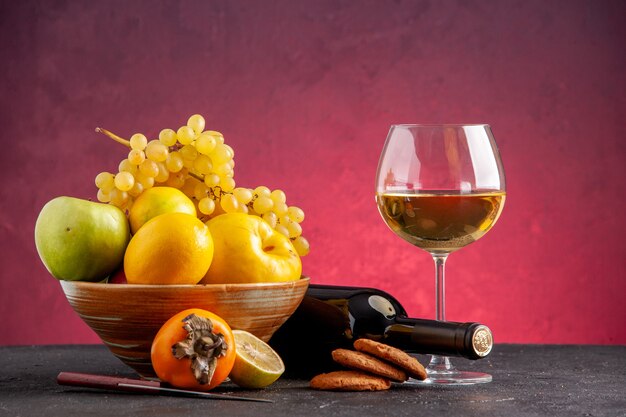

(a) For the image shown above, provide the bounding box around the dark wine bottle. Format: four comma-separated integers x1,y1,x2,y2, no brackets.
269,284,493,377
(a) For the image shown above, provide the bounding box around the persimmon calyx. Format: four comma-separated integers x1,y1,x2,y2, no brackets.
171,313,229,385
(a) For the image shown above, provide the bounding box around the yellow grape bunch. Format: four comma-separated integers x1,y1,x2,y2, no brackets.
93,114,310,256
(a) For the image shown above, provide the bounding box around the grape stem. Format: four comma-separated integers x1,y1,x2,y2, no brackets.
95,127,131,148
96,126,206,182
188,171,204,182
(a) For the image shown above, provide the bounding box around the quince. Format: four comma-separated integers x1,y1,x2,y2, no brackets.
201,213,301,284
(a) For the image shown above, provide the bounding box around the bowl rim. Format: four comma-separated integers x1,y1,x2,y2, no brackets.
60,276,310,291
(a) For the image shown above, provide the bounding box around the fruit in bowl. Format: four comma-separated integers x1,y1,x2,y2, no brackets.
128,187,196,234
124,212,214,285
202,213,301,284
34,197,129,282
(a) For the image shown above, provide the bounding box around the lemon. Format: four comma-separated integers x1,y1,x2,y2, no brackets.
128,187,196,234
229,330,285,389
124,212,213,285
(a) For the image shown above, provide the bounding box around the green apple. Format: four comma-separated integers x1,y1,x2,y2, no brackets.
200,213,301,284
34,196,130,281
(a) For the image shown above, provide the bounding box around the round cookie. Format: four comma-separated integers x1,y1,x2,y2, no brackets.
353,339,427,380
331,349,407,382
310,370,391,391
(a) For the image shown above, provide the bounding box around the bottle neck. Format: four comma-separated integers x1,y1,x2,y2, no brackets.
385,317,493,360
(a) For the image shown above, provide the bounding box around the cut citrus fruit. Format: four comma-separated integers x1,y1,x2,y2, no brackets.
229,330,285,389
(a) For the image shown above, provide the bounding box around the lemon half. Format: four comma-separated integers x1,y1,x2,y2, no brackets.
229,330,285,389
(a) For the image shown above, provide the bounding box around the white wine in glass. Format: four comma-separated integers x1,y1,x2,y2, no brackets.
375,124,506,385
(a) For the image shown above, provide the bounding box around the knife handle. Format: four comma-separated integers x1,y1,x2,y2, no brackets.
57,372,161,393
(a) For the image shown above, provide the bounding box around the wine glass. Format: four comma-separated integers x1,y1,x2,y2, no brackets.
375,124,506,385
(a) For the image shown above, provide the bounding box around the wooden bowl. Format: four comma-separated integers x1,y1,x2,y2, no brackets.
60,278,309,378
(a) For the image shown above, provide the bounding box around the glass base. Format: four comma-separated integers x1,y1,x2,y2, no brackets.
406,355,492,386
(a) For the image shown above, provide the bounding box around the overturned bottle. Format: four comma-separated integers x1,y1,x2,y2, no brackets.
269,284,493,377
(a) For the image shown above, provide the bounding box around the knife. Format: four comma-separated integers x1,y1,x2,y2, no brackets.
57,372,273,403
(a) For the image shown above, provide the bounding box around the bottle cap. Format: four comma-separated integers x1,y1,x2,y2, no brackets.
471,325,493,357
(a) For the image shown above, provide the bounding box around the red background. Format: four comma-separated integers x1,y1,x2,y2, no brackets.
1,0,624,346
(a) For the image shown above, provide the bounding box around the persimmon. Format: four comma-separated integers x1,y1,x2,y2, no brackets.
151,308,235,391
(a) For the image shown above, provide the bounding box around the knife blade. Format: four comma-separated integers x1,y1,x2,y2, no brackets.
57,372,273,403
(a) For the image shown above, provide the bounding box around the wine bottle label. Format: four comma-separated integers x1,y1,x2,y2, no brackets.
472,325,493,357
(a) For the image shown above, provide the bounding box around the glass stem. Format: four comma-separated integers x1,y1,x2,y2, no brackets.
433,254,448,322
428,254,454,374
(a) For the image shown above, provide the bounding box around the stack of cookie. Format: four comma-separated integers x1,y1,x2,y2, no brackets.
310,339,428,391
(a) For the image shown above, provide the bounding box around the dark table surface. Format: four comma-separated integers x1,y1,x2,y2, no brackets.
0,344,624,417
